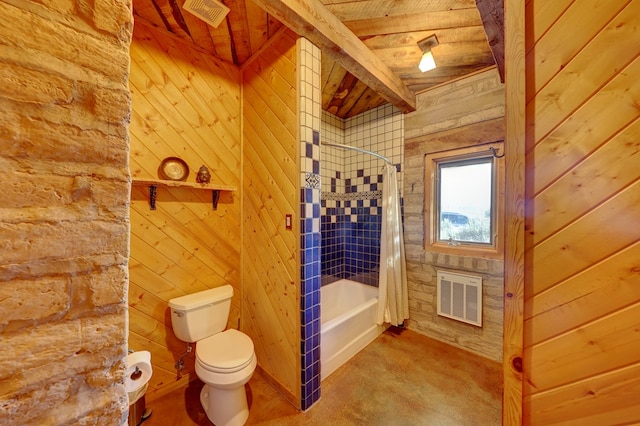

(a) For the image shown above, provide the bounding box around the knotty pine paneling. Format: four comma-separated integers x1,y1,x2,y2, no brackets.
128,20,241,401
241,29,301,407
523,1,640,423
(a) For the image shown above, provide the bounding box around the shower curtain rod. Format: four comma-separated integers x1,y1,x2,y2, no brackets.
322,142,394,166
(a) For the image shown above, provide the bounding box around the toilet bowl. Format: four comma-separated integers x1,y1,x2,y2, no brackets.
168,286,257,426
195,329,257,426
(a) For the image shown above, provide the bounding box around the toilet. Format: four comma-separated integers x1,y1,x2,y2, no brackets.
168,285,256,426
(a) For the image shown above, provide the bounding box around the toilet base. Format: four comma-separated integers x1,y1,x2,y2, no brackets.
200,383,249,426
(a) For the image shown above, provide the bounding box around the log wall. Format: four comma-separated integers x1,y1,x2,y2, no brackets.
0,0,132,424
128,21,242,400
523,1,640,423
403,68,506,362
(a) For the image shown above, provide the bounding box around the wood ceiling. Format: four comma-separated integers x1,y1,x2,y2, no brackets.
132,0,503,118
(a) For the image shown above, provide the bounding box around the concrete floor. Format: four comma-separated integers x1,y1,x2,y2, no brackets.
143,327,502,425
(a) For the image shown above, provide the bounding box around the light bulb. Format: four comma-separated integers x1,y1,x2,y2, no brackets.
419,51,436,72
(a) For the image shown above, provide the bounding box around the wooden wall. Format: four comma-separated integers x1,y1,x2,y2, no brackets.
523,0,640,423
241,29,301,407
128,21,242,400
502,0,525,421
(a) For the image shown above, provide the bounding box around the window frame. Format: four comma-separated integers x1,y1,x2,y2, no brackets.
424,144,505,259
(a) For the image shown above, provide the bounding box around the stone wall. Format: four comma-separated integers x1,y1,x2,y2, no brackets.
0,0,133,424
403,68,505,362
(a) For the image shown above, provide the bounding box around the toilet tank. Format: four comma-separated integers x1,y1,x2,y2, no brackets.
168,285,233,342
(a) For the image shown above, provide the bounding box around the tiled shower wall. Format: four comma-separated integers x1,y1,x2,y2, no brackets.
321,104,404,287
299,52,405,408
298,38,322,410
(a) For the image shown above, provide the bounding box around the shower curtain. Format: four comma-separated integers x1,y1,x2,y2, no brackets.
376,163,409,326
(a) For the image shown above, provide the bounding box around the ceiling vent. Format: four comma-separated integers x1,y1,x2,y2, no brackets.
182,0,230,28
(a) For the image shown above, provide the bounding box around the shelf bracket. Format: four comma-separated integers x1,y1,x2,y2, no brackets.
149,185,157,210
212,190,220,210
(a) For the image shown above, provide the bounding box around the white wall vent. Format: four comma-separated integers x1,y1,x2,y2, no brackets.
437,270,482,327
182,0,230,28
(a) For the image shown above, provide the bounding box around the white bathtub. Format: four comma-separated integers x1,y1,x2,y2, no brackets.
320,279,387,380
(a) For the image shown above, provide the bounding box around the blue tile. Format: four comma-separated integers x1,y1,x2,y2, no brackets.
301,396,311,410
302,279,313,295
301,294,313,310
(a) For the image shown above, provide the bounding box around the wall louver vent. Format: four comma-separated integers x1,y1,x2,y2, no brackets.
182,0,230,28
437,270,482,327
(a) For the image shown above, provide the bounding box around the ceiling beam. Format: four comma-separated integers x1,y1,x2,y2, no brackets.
251,0,416,114
475,0,505,82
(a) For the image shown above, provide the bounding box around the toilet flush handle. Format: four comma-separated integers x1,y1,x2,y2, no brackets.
173,311,184,317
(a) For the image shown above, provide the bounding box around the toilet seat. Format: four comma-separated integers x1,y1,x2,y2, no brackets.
196,329,255,373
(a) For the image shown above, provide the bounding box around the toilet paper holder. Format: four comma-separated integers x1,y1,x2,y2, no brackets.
130,366,143,381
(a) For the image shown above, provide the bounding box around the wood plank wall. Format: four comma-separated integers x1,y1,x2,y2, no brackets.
523,0,640,423
502,0,525,421
241,29,301,408
128,21,242,400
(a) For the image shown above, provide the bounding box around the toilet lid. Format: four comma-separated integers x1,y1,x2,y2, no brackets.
196,329,254,373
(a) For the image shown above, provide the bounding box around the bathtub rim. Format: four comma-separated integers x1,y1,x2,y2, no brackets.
320,279,388,381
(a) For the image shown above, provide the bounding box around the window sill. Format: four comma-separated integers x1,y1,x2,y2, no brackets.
426,242,503,260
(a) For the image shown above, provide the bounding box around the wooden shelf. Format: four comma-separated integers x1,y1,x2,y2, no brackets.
132,178,236,210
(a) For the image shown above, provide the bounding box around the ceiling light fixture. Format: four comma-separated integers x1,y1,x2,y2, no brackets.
417,34,439,73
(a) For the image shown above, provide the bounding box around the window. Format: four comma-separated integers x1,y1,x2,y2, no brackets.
425,145,504,257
